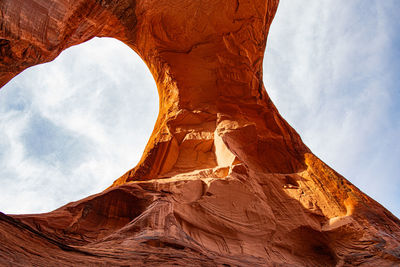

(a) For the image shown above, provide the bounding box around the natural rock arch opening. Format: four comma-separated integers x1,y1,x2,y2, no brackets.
1,0,307,186
1,1,400,266
0,37,158,214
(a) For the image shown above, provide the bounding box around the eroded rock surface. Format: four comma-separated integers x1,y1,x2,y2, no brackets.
1,0,400,266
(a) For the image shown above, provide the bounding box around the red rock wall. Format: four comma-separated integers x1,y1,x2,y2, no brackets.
1,0,400,266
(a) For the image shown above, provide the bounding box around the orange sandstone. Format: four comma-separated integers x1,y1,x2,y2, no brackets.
1,0,400,266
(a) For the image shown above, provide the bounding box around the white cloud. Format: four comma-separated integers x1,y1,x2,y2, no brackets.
264,0,400,217
0,37,158,214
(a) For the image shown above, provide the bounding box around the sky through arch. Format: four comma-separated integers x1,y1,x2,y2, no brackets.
0,37,158,214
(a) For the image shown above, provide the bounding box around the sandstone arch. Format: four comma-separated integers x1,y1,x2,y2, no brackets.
1,0,400,266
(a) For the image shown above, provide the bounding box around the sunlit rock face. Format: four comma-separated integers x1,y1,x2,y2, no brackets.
1,0,400,266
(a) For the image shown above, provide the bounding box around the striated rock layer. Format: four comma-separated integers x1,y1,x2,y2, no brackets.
1,0,400,266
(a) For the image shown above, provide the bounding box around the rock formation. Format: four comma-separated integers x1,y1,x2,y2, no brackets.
1,0,399,266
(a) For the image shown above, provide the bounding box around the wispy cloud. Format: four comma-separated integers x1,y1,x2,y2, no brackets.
264,0,400,217
0,38,158,214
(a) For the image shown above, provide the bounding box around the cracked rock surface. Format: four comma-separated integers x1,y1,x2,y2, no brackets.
1,0,400,266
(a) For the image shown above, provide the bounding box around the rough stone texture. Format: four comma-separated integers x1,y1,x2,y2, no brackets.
1,0,400,266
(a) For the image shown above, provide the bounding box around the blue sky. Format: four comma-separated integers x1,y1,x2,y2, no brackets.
264,0,400,217
0,0,399,217
0,40,158,213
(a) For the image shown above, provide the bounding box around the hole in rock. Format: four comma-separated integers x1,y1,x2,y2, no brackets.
144,239,186,250
286,226,338,266
284,175,299,189
0,37,158,215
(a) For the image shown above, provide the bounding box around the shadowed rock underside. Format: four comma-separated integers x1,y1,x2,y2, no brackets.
0,0,399,266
